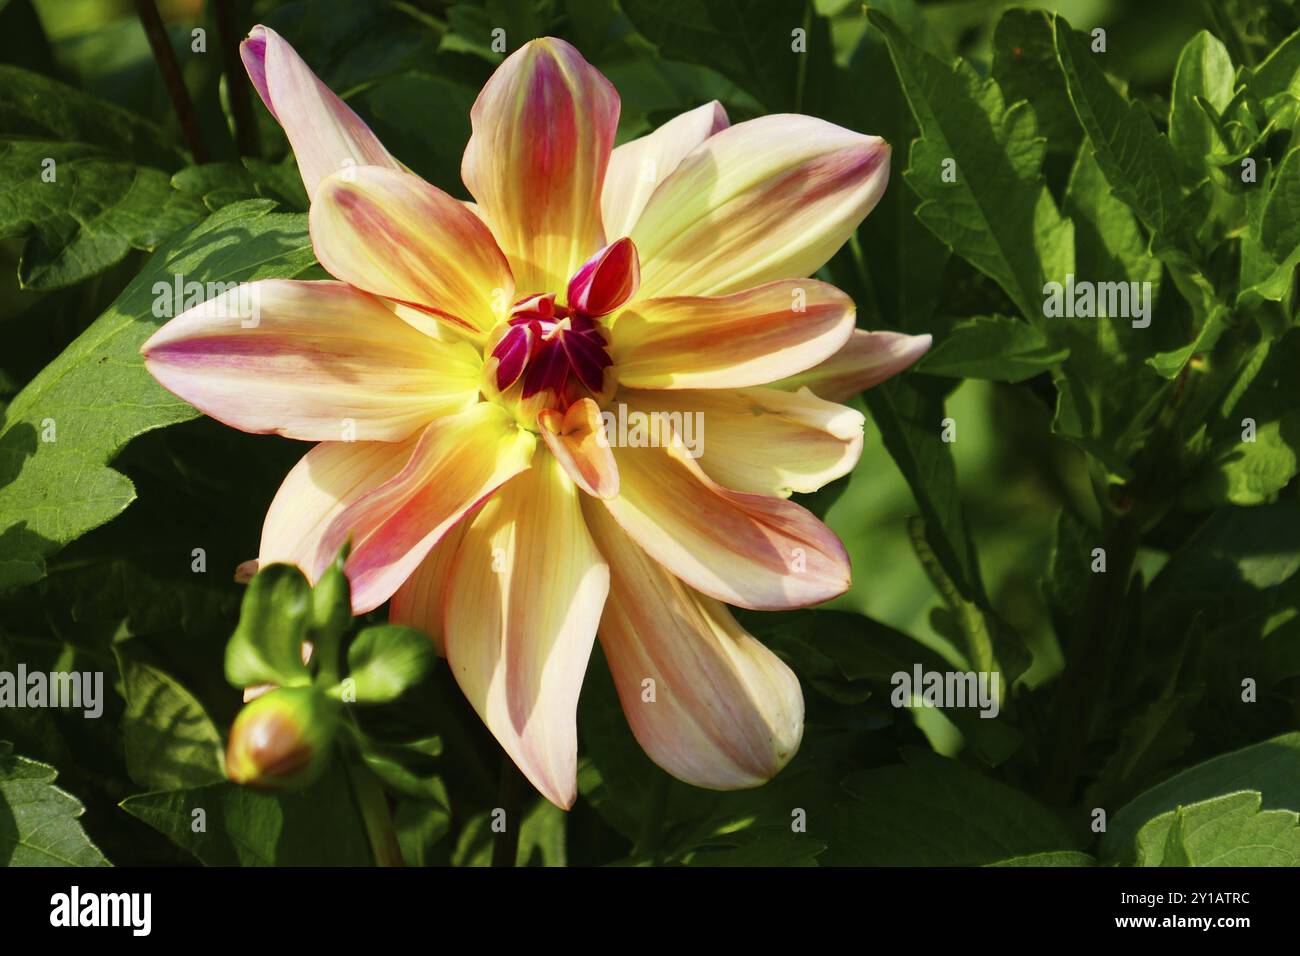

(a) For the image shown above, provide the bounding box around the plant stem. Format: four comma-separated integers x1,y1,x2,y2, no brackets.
491,754,526,868
214,0,259,156
345,760,405,867
134,0,208,162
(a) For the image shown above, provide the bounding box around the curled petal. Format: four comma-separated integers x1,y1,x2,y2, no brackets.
601,100,729,241
444,455,608,809
631,115,889,298
241,25,401,198
141,280,480,442
584,502,803,789
619,387,863,498
311,166,514,339
611,279,854,389
461,37,619,292
316,404,537,613
774,329,933,402
602,435,851,610
566,237,639,317
539,398,619,499
259,438,417,575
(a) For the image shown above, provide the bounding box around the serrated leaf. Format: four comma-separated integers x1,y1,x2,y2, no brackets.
1136,790,1300,866
870,8,1072,322
0,200,317,592
918,315,1069,382
0,740,109,866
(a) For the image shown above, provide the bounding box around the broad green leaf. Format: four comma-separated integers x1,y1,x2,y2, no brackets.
345,624,436,704
225,563,313,690
1104,732,1300,862
917,315,1069,382
1168,32,1235,187
119,764,372,866
116,647,224,791
991,8,1081,158
0,140,203,289
0,200,317,592
870,8,1073,323
0,65,184,169
0,740,109,866
1244,146,1300,301
821,749,1079,866
1181,411,1300,506
1135,790,1300,866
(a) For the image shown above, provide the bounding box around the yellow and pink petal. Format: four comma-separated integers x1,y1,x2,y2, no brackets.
774,329,933,402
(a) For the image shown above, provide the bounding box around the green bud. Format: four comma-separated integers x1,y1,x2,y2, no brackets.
225,686,341,790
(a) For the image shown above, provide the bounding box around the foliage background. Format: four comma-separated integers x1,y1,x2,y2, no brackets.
1,0,1299,866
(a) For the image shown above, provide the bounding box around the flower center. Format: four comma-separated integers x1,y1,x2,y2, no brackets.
482,238,638,430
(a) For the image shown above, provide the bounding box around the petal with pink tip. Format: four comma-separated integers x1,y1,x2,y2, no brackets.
774,329,933,402
316,403,537,613
461,38,619,293
631,115,889,298
311,166,514,339
611,280,854,389
583,501,803,789
141,280,480,442
259,438,417,576
601,436,850,610
444,454,608,809
538,398,619,499
566,238,639,317
241,25,402,198
601,100,729,241
619,386,863,498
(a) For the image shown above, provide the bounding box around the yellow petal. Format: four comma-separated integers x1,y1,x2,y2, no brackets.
538,398,619,499
600,100,729,240
618,386,863,497
444,454,608,809
631,114,889,298
584,502,803,788
461,37,619,292
610,279,854,389
773,329,933,402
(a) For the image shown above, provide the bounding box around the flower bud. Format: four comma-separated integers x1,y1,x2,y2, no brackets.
225,686,341,790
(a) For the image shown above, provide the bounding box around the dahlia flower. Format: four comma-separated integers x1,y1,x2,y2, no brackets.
141,26,932,807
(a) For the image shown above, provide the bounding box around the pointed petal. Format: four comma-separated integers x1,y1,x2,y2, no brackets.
141,280,480,441
631,115,889,298
316,404,537,613
601,100,729,241
311,166,514,339
602,435,850,610
619,386,863,497
444,454,608,808
538,398,619,499
461,37,619,292
259,438,417,575
611,279,854,389
388,510,475,658
773,329,933,402
566,237,639,317
241,25,401,198
584,502,802,788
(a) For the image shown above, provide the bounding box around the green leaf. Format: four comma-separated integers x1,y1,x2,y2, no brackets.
869,7,1073,322
358,735,446,801
0,200,317,592
1135,790,1300,866
345,625,436,704
0,740,109,866
987,850,1096,866
1168,32,1235,187
224,563,313,690
395,797,452,866
0,65,184,169
1103,732,1300,862
1181,411,1300,506
917,315,1069,382
451,798,567,867
821,749,1079,866
116,647,224,791
0,140,203,289
991,8,1081,158
119,763,372,866
1244,146,1300,301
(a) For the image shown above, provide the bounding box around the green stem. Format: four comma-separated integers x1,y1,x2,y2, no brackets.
133,0,208,162
345,759,404,867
